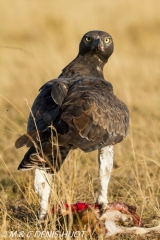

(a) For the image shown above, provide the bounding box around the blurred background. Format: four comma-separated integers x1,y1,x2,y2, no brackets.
0,0,160,227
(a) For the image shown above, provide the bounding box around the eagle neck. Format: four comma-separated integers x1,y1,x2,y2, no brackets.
59,54,105,79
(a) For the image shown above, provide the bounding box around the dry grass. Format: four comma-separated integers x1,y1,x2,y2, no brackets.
0,0,160,239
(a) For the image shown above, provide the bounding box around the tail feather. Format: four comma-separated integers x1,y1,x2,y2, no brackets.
17,145,71,172
15,130,38,149
18,146,38,170
15,130,51,149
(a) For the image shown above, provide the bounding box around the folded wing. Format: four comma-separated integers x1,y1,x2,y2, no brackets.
15,77,129,154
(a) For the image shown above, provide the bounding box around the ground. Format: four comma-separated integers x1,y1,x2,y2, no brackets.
0,1,160,239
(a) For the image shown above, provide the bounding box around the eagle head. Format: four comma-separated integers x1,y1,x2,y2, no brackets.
79,30,114,63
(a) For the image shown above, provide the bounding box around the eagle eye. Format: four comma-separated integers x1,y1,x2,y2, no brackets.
85,36,92,42
104,37,110,44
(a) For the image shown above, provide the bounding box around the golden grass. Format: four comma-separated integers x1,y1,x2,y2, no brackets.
0,0,160,239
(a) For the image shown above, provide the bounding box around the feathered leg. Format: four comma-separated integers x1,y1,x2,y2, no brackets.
33,146,71,220
97,145,113,209
34,168,53,220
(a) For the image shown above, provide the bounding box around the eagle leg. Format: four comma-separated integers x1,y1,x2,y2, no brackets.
34,168,53,220
97,145,113,210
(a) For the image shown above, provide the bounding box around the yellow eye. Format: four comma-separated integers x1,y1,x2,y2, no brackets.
85,36,92,42
104,37,110,44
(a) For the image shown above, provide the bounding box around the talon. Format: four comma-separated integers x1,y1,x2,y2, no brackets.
98,203,110,216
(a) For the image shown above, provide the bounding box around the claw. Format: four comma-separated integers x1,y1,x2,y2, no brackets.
97,202,110,216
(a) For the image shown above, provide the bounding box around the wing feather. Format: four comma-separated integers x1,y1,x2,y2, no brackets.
15,77,129,153
61,77,129,150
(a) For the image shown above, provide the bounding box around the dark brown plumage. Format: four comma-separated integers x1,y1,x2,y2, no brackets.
15,30,129,172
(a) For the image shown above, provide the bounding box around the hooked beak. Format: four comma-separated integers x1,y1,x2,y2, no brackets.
91,38,104,52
